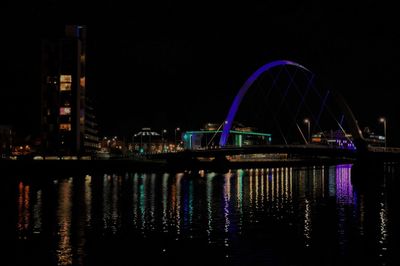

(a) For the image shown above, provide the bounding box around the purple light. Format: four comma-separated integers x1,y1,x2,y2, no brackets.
336,164,353,205
219,60,311,146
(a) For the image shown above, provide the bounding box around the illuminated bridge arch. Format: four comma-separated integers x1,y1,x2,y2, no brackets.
219,60,366,149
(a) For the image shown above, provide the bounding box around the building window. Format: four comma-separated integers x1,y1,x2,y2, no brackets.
60,75,72,83
59,123,71,131
47,76,58,84
80,77,85,88
60,107,71,115
60,83,71,91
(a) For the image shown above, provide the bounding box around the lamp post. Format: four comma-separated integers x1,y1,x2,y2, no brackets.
379,117,387,148
162,129,167,152
132,134,135,152
175,127,180,151
304,118,310,144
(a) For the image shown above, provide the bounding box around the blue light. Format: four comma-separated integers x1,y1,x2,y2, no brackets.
219,60,311,146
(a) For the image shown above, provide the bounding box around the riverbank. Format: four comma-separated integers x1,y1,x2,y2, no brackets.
0,157,360,177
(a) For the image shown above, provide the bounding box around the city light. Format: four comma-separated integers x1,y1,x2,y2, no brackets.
379,117,387,148
304,118,310,144
175,127,180,150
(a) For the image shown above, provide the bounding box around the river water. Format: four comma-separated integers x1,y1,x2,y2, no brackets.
6,163,400,265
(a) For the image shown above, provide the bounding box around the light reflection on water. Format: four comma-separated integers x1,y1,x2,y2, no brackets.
17,181,30,237
56,178,73,266
14,164,400,265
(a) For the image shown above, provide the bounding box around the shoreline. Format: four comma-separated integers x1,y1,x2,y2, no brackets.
0,157,359,176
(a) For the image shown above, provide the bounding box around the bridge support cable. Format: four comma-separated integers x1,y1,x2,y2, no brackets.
254,67,288,144
266,67,314,144
288,67,354,144
219,60,311,146
218,60,363,149
282,69,324,143
296,123,308,144
207,121,226,147
293,73,314,122
314,90,330,138
309,82,356,143
282,67,326,137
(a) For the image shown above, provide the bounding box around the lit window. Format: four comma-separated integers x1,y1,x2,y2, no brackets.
60,83,71,91
80,77,85,88
47,76,58,84
60,75,72,83
59,123,72,131
60,107,71,115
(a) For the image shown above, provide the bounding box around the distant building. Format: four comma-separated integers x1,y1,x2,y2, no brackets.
182,123,272,150
363,130,386,147
41,25,99,155
311,130,356,149
0,125,13,158
84,98,100,154
99,136,126,157
132,128,164,153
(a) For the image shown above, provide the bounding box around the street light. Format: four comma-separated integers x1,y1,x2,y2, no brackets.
161,129,167,152
304,118,310,144
132,134,135,152
379,117,387,148
175,127,180,150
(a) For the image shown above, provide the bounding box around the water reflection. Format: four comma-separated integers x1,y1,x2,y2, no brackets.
336,165,354,205
335,165,354,256
378,196,388,260
56,178,73,266
84,175,92,225
13,163,400,266
17,181,30,238
33,189,42,234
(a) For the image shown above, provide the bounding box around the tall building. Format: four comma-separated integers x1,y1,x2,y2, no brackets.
41,25,99,155
0,125,13,158
84,98,100,153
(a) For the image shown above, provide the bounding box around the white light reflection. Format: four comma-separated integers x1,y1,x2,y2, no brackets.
236,169,243,232
132,173,139,227
278,167,283,212
150,173,156,230
271,168,275,205
206,172,216,242
111,175,119,234
162,173,169,232
223,172,232,250
249,169,254,212
56,178,73,266
378,196,389,260
139,174,146,232
255,168,259,210
84,175,92,225
260,168,264,208
284,168,288,204
312,166,316,199
33,190,42,234
175,173,183,237
304,198,312,248
103,175,111,230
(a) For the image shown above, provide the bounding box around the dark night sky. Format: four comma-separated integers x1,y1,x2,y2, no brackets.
2,1,400,144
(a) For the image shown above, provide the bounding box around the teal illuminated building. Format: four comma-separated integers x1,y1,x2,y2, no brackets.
182,124,271,150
